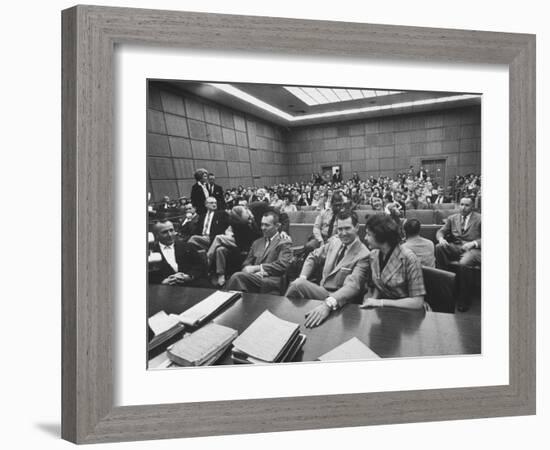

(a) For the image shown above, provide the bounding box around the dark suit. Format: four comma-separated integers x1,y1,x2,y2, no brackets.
207,183,225,210
196,210,229,241
178,214,200,242
431,194,452,204
225,233,292,294
191,182,209,215
148,241,206,285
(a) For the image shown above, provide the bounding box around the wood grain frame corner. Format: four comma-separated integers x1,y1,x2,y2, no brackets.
61,5,536,444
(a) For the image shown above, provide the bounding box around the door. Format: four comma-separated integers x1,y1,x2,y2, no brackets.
421,159,447,188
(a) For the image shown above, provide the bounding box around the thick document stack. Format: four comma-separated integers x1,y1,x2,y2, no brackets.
147,290,241,351
167,323,238,366
148,311,185,351
317,337,381,362
231,310,306,364
178,290,241,327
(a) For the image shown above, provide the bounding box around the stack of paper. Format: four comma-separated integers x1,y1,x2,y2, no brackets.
178,290,241,327
317,337,380,362
232,310,306,364
167,323,238,366
147,311,185,351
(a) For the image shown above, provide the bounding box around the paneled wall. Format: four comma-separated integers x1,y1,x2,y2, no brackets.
147,83,288,201
147,82,481,201
286,106,481,184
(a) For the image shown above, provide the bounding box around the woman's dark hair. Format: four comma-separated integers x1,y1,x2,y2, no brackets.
365,213,401,246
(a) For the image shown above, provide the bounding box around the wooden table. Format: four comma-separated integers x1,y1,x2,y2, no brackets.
148,285,481,364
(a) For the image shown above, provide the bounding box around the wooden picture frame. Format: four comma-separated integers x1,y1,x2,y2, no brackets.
62,5,536,444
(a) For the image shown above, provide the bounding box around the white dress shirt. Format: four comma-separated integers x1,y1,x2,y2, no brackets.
202,211,214,236
160,244,177,272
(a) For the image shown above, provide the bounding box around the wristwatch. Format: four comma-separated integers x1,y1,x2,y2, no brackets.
324,296,338,311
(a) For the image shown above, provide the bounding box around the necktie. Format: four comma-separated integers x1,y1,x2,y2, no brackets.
203,212,212,235
327,212,337,238
264,237,270,249
334,245,347,267
461,217,466,234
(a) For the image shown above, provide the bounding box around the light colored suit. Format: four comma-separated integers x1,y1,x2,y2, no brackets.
225,233,292,293
435,211,481,268
286,236,370,307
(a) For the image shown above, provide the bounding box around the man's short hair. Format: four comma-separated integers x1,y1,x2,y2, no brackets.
262,210,280,224
194,168,208,181
460,196,475,205
366,213,401,247
204,196,217,205
403,218,421,238
337,210,358,226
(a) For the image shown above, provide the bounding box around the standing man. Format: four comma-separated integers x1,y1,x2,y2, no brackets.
190,168,210,215
225,211,292,293
207,172,226,210
187,197,228,251
148,220,206,285
285,210,370,328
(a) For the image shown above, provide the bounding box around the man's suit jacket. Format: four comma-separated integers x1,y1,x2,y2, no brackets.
436,211,481,247
148,241,205,284
300,236,370,306
179,214,200,241
196,210,228,241
242,233,292,276
191,182,209,215
208,183,226,210
431,194,452,204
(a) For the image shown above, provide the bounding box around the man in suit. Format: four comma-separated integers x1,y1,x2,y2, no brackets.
178,203,200,242
190,168,210,215
285,210,370,328
435,196,481,311
225,211,292,293
148,220,206,285
431,186,451,204
207,172,225,210
187,197,228,251
435,196,481,268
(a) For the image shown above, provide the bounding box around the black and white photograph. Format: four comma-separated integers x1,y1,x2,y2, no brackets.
146,80,482,369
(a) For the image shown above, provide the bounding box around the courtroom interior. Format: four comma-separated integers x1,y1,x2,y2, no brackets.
146,80,482,368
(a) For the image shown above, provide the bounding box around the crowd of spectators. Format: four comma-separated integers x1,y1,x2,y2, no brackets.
148,166,482,316
150,166,481,219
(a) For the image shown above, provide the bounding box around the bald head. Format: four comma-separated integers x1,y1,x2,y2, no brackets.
153,220,175,246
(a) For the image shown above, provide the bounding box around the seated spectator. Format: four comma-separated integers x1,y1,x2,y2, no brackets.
402,218,435,267
280,196,297,213
178,203,200,242
435,196,481,270
269,192,284,210
187,197,228,251
303,191,346,253
311,191,323,210
285,210,370,328
248,200,290,239
361,214,426,310
206,205,261,287
371,197,383,212
148,220,206,286
225,211,292,293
